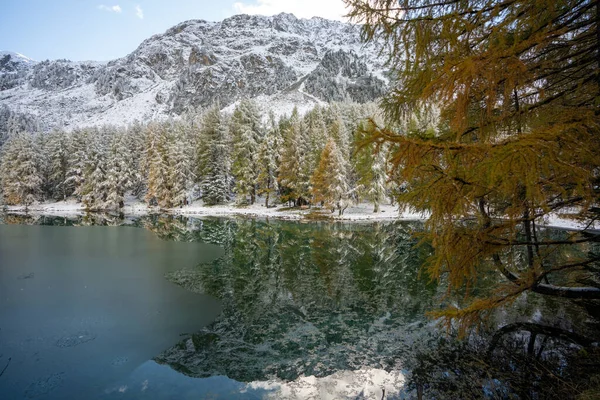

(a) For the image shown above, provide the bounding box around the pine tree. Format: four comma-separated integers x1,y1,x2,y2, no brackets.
198,105,231,205
311,138,350,216
0,131,43,207
230,99,262,204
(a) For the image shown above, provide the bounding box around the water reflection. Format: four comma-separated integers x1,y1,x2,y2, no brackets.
1,213,599,399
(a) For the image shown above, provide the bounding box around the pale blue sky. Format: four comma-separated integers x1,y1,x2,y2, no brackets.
0,0,348,62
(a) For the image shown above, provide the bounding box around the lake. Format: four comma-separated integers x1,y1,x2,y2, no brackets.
0,214,592,399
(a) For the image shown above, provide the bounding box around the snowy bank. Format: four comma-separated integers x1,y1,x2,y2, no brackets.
3,199,598,231
2,199,424,222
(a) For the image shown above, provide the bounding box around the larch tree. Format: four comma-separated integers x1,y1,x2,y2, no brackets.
345,0,600,330
311,138,350,216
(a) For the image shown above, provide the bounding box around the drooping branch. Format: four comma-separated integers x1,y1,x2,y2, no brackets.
488,322,599,356
492,252,600,299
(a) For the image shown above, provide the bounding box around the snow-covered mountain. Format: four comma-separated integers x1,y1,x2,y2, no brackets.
0,13,386,131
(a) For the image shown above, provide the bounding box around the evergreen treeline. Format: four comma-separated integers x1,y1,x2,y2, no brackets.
0,101,396,214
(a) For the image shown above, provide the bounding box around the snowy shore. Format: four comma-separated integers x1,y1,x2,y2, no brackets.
2,199,426,222
3,199,598,231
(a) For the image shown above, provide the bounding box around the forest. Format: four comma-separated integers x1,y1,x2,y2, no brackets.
0,101,407,215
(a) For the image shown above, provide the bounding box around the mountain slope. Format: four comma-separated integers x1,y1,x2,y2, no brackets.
0,13,386,131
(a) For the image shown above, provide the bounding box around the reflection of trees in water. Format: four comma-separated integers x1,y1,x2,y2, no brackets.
155,218,438,383
406,323,600,399
3,213,599,397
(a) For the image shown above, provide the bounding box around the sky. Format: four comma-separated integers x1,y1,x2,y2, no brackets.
0,0,350,62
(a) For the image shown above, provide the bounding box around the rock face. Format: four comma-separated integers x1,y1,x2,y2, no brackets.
0,13,386,131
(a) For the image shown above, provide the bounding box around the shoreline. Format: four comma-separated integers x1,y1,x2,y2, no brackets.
2,200,426,223
2,200,597,231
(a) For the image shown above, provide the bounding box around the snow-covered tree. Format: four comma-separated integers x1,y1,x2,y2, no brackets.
198,106,231,205
44,130,72,200
124,121,146,198
80,130,108,210
354,121,389,212
66,128,92,200
0,131,43,207
104,129,133,210
144,123,173,208
311,137,350,216
168,122,193,207
256,113,280,208
304,106,329,175
230,99,262,204
278,109,311,206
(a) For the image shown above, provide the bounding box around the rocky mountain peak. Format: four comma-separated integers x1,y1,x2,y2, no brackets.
0,14,387,132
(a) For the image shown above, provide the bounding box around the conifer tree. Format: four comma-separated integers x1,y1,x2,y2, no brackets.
0,131,43,207
230,99,262,204
256,113,280,208
311,138,350,215
144,123,172,208
198,105,231,205
66,128,91,200
104,129,132,210
45,130,72,200
346,0,600,329
278,108,311,206
354,121,388,212
80,130,108,210
169,122,193,207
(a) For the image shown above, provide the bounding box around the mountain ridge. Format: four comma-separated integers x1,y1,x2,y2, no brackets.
0,13,386,132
